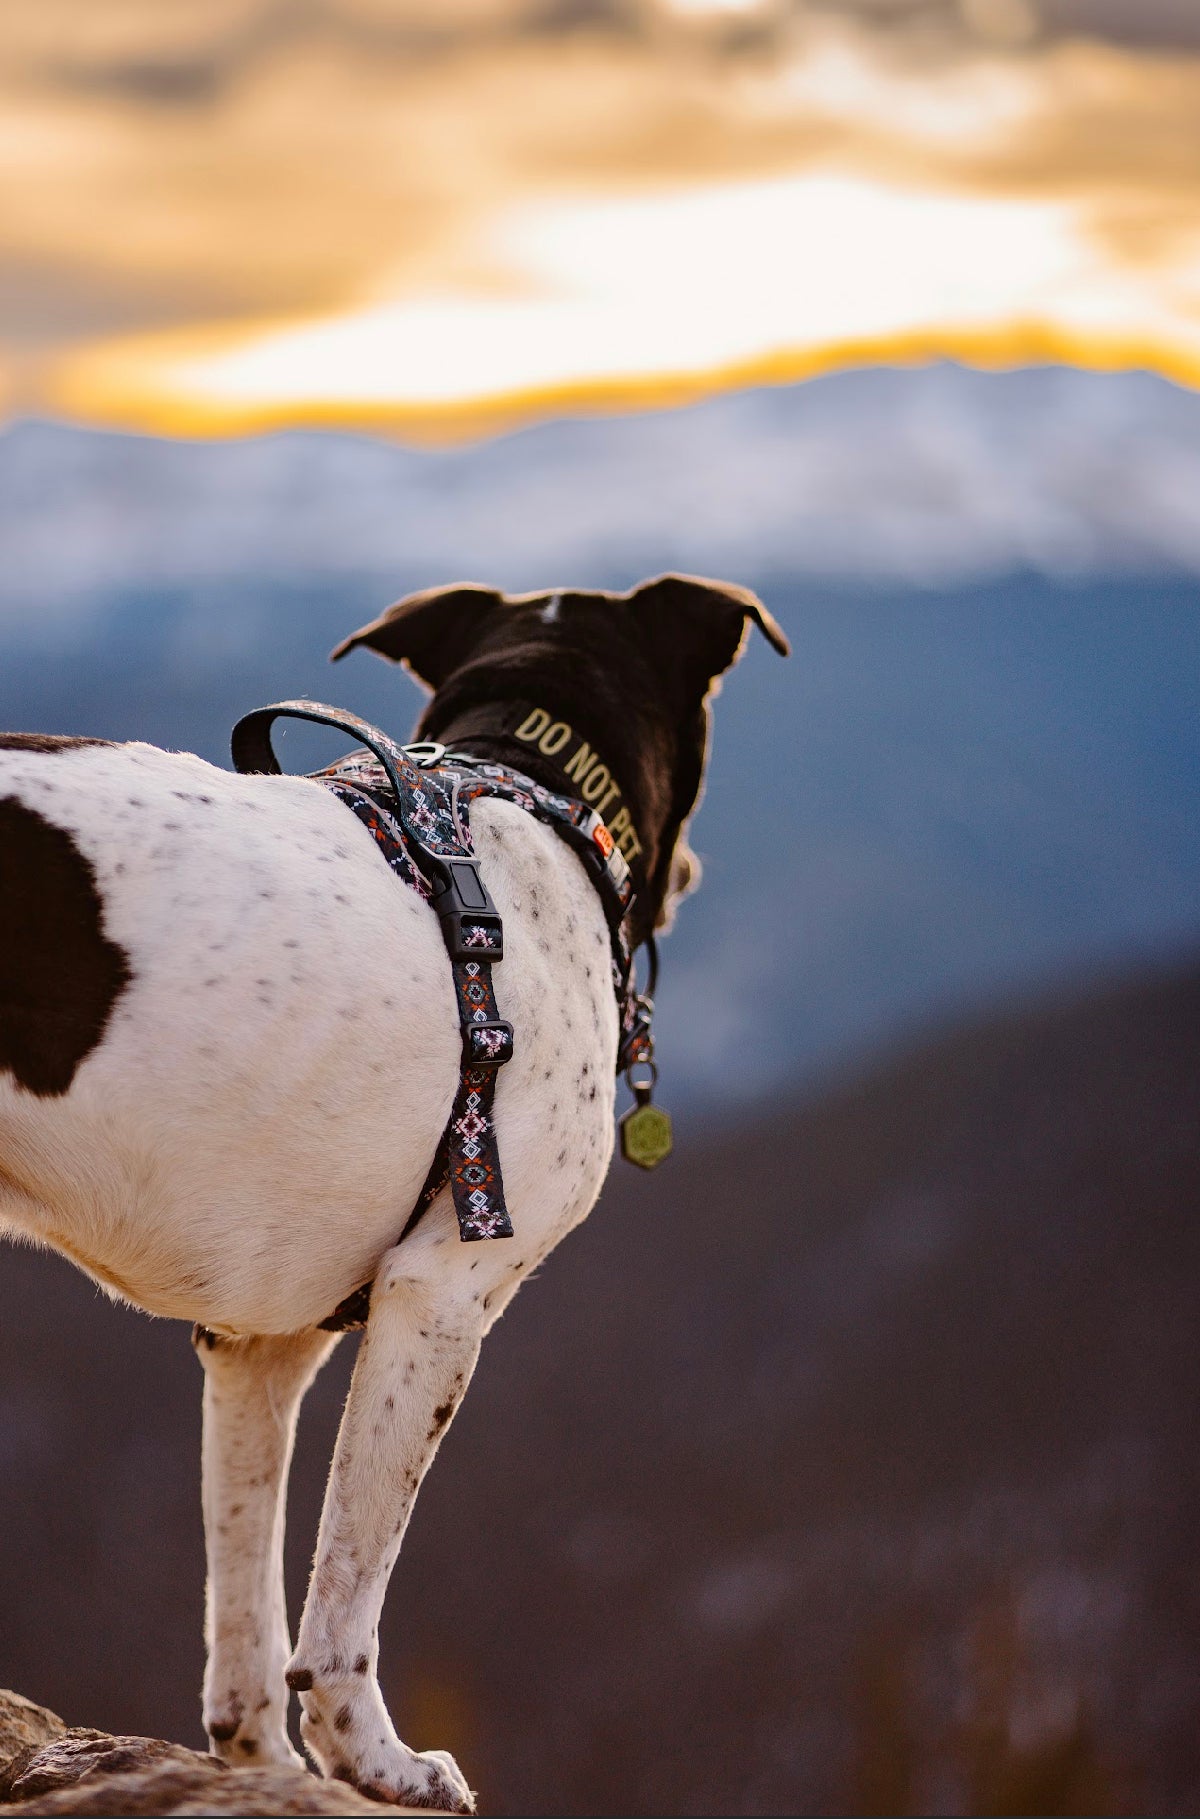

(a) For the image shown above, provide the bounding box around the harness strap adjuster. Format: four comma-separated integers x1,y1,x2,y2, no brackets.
463,1018,515,1068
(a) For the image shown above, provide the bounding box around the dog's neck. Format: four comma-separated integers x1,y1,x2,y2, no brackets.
414,653,696,947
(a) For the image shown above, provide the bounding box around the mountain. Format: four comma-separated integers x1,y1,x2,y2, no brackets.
4,367,1200,621
3,954,1199,1813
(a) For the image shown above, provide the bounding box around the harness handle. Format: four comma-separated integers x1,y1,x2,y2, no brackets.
231,699,420,809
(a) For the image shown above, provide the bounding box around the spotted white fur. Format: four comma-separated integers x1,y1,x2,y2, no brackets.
0,737,620,1811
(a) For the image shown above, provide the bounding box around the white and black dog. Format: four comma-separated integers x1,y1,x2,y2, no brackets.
0,573,787,1810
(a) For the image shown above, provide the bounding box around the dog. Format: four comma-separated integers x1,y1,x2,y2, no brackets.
0,572,788,1810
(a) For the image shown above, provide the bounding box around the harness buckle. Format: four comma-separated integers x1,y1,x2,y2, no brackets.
464,1018,515,1067
426,856,505,963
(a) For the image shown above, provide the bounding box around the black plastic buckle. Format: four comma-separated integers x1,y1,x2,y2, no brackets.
464,1018,515,1067
427,857,505,964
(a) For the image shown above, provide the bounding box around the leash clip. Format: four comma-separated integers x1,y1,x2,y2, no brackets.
618,991,655,1073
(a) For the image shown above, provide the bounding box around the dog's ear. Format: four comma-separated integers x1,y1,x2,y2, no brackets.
330,584,504,690
631,573,789,685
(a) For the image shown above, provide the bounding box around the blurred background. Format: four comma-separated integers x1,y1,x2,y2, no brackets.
1,3,1199,1813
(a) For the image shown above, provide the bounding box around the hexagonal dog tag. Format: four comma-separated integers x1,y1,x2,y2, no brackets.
619,1100,673,1169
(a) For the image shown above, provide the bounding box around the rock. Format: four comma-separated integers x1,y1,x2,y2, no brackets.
0,1731,220,1805
0,1693,429,1815
0,1695,64,1772
5,1760,430,1814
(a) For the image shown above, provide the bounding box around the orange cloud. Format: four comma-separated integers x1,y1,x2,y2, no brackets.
1,3,1198,437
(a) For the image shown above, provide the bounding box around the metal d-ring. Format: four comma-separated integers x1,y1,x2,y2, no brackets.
401,741,447,768
624,1058,658,1101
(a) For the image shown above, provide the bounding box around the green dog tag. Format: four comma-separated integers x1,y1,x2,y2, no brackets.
620,1100,673,1170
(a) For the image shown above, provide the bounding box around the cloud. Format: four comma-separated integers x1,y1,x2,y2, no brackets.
1041,0,1200,47
1,3,1199,433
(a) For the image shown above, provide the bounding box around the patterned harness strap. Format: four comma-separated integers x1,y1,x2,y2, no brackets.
230,701,657,1332
232,703,516,1253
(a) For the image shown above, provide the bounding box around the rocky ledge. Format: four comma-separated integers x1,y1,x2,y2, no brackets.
0,1690,424,1816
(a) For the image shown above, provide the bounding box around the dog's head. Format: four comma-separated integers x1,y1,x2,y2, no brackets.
332,573,788,944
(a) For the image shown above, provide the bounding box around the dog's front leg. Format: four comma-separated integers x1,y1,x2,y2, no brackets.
193,1324,340,1766
287,1246,481,1813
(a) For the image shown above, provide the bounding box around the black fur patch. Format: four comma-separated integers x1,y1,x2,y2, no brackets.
0,796,132,1096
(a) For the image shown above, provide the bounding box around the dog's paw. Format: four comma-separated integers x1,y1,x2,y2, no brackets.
351,1747,474,1812
296,1681,474,1813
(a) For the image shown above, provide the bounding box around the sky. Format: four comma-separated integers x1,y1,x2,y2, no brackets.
3,0,1200,437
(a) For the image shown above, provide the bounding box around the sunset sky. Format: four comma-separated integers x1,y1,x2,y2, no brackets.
3,0,1199,439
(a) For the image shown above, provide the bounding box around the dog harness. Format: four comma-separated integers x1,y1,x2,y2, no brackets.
231,701,661,1330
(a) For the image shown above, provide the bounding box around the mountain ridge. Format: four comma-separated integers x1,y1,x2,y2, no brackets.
5,365,1200,622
